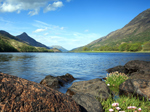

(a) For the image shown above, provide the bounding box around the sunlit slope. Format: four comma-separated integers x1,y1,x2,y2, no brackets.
71,9,150,52
0,30,53,52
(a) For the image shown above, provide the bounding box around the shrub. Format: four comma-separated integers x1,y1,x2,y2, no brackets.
129,43,142,51
105,71,129,88
143,42,150,51
119,43,131,51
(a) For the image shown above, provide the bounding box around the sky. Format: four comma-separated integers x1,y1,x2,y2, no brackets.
0,0,150,50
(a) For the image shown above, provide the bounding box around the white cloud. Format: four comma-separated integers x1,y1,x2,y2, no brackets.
44,1,63,13
84,29,89,32
31,20,101,50
33,27,47,33
0,2,21,12
0,0,64,15
28,9,39,16
44,33,49,35
33,20,65,34
0,17,12,23
60,27,64,30
33,31,101,50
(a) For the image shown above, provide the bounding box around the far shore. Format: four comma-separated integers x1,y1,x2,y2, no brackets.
71,51,150,53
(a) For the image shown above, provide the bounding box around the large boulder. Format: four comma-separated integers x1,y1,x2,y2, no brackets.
130,72,150,81
119,79,150,101
40,73,75,89
72,93,104,112
106,60,150,81
107,65,128,74
66,78,111,100
124,60,150,74
66,78,107,112
124,60,150,81
0,72,82,112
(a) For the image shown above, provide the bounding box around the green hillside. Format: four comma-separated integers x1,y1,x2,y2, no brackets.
71,9,150,52
0,31,53,52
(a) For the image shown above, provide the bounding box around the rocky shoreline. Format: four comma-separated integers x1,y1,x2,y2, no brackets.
0,60,150,112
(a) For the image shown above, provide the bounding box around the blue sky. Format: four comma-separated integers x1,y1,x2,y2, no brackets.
0,0,150,50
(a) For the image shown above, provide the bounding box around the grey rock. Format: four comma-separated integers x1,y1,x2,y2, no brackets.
125,60,150,74
107,60,150,81
66,78,111,100
40,73,75,89
107,65,128,74
130,72,150,81
72,93,104,112
119,79,150,100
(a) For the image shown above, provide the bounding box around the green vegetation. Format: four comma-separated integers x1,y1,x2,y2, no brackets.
101,95,150,112
0,35,53,52
105,72,129,92
119,43,131,51
99,72,150,112
129,43,142,52
0,37,18,52
143,41,150,51
36,47,54,52
74,41,150,52
83,47,89,51
19,45,38,52
71,21,150,52
105,72,129,95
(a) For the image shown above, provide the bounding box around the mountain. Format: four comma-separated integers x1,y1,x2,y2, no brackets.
50,45,68,52
51,48,62,53
0,30,53,52
0,30,23,42
72,9,150,52
16,32,50,49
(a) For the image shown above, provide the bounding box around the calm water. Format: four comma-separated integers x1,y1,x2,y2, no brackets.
0,52,150,93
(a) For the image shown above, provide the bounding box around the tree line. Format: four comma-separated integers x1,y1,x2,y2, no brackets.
83,42,150,52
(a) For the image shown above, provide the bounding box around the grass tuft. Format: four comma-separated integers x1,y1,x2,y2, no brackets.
105,71,129,88
100,95,150,112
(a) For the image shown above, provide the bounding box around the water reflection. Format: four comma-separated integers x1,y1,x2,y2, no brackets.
0,54,13,62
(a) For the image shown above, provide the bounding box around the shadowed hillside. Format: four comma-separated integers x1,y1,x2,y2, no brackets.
17,32,50,49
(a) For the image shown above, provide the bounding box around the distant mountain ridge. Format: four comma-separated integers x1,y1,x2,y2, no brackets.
50,45,68,52
17,32,50,49
72,9,150,52
0,30,23,42
0,30,53,52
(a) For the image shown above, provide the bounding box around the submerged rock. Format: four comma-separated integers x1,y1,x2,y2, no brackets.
0,72,81,112
40,73,75,89
119,79,150,101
